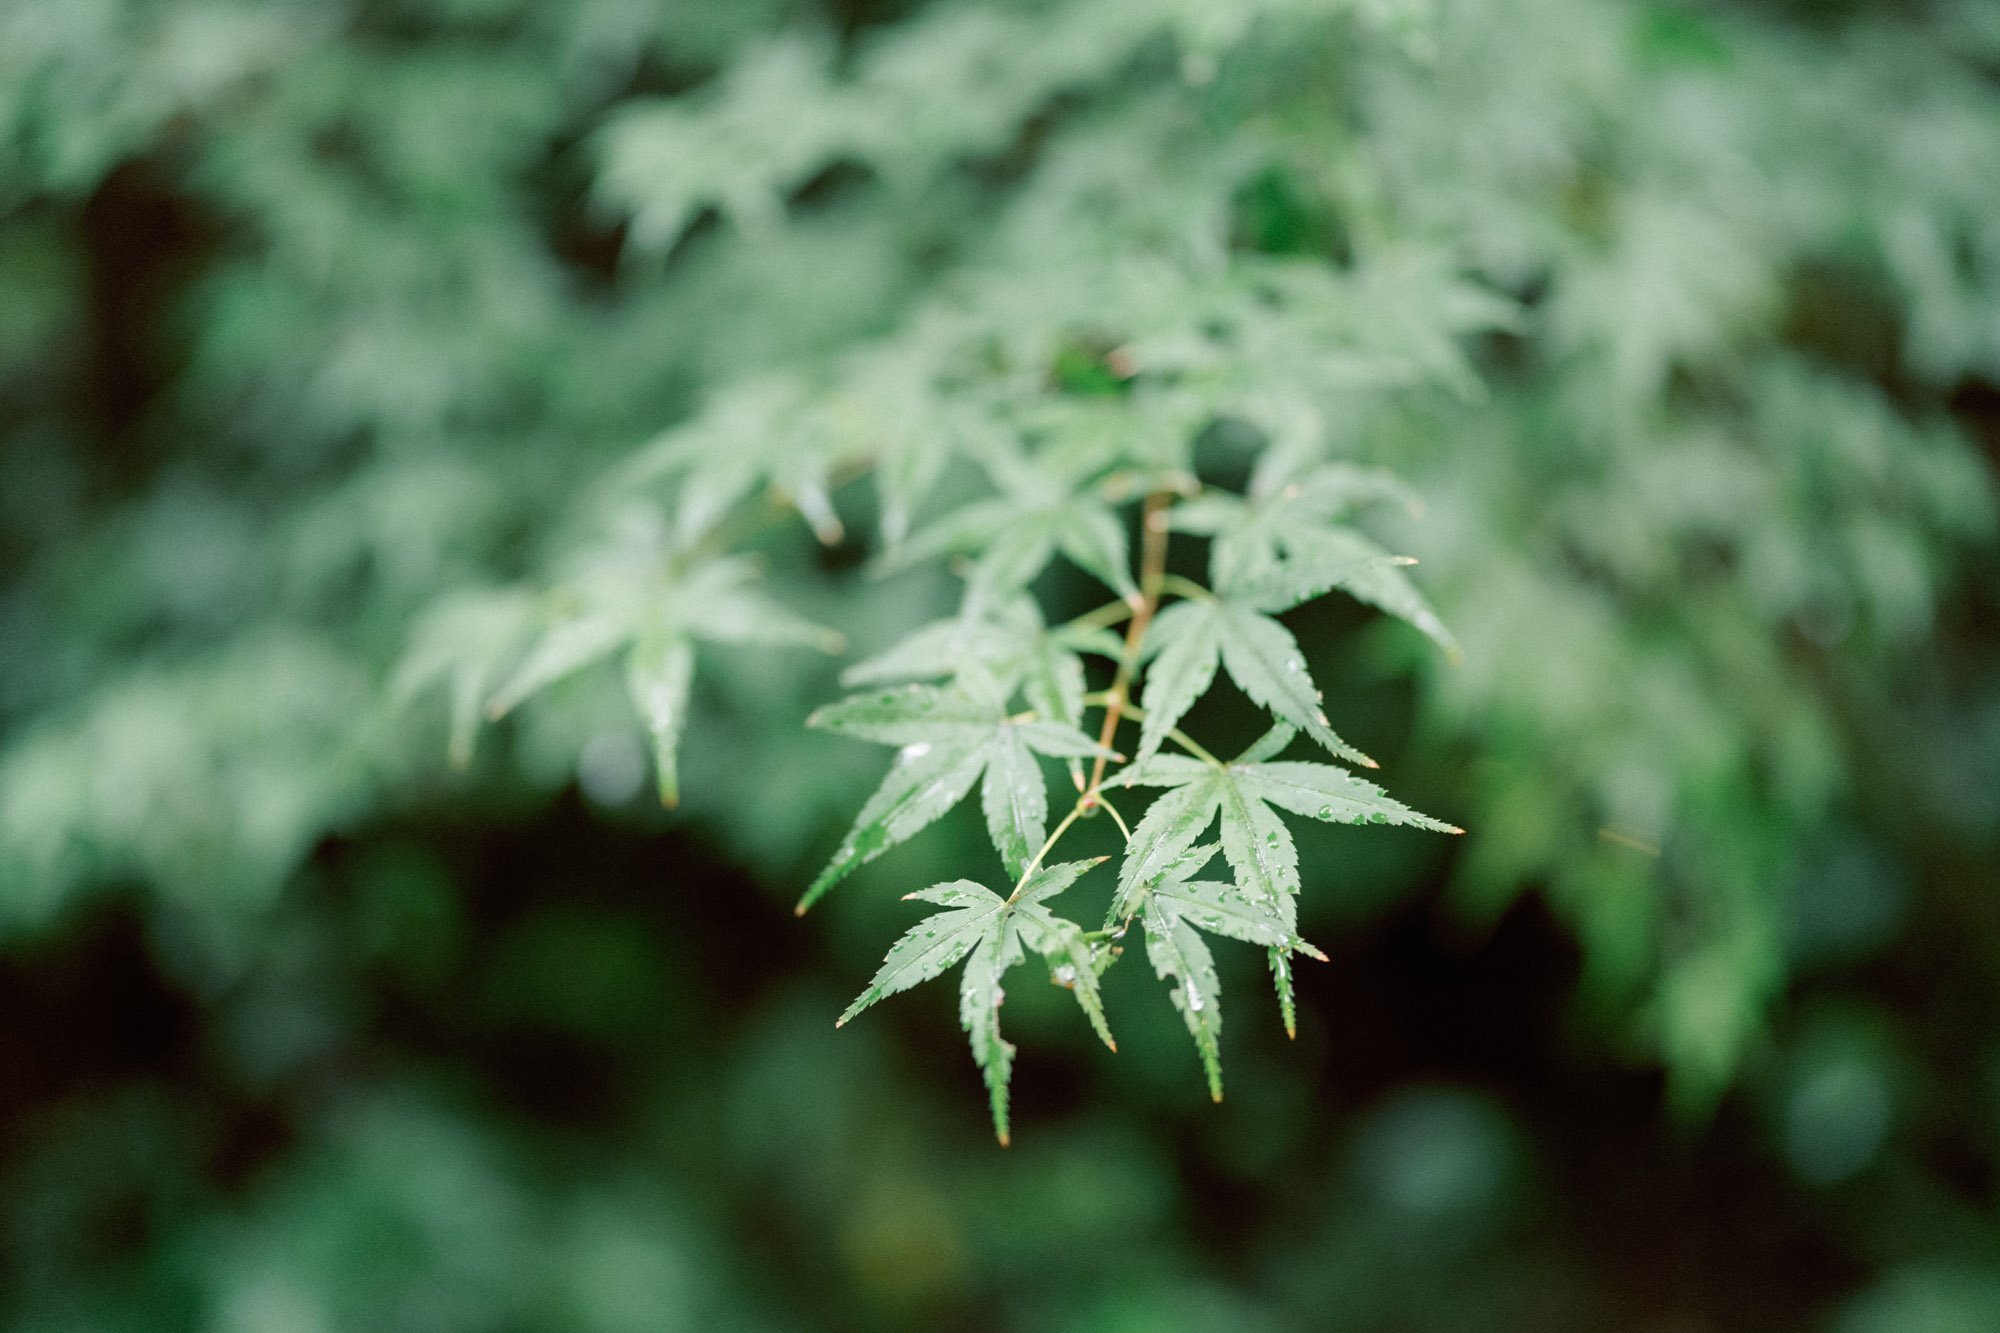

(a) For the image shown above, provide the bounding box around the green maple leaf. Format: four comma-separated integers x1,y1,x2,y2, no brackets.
1172,459,1460,658
799,684,1110,911
1109,726,1457,1058
884,440,1140,610
480,554,840,808
618,379,846,544
842,599,1124,795
1133,544,1405,766
843,600,1124,717
837,860,1113,1144
1111,725,1458,919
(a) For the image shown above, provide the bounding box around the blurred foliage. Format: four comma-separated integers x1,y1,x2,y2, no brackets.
3,0,1999,1328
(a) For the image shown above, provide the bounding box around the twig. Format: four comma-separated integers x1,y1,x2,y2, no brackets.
1085,491,1172,800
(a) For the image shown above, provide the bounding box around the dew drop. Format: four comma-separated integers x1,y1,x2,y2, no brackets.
900,741,932,761
1318,805,1335,819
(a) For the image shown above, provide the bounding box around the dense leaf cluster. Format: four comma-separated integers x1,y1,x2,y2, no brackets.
804,472,1462,1135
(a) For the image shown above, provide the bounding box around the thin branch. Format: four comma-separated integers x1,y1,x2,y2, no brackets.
1000,493,1167,891
1084,490,1172,800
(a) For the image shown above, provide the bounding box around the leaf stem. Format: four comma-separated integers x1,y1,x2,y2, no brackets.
1065,599,1137,634
1095,793,1134,843
1009,800,1089,901
1099,700,1225,768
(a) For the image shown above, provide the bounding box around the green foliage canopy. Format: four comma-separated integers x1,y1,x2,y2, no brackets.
4,0,2000,1322
7,0,1998,1117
